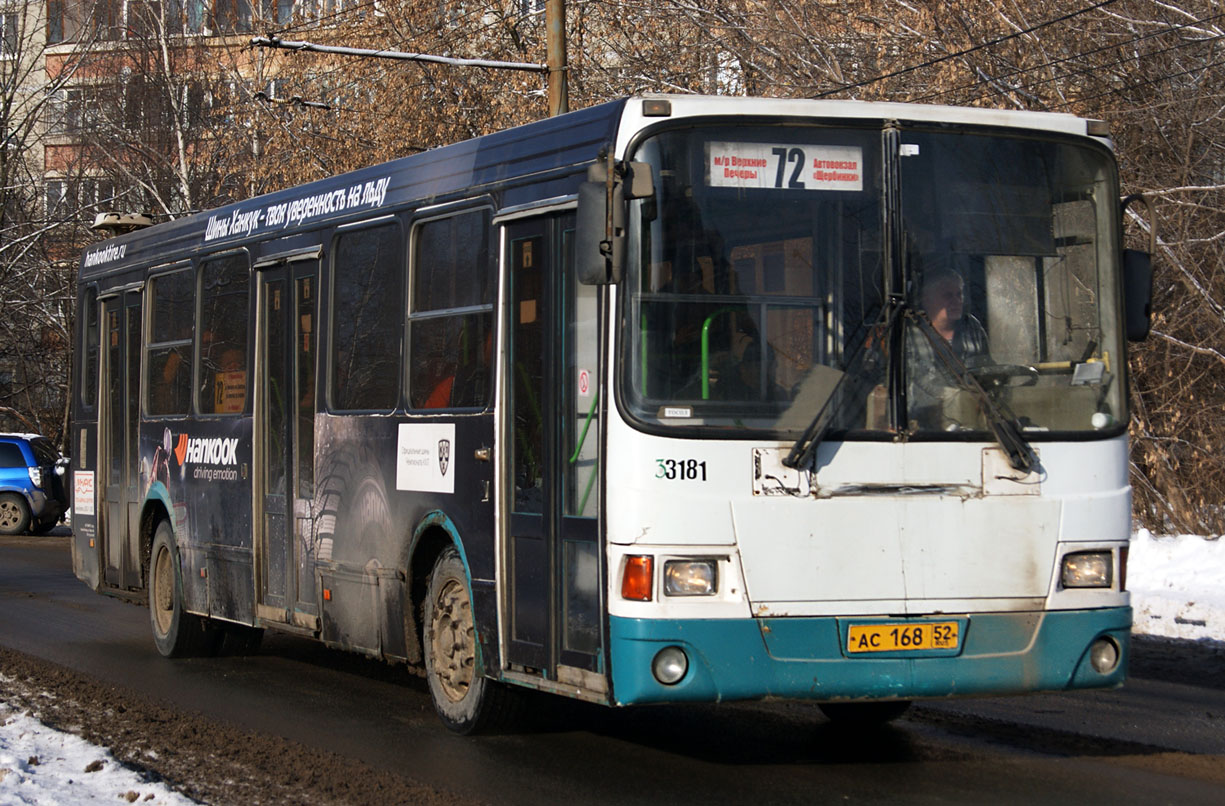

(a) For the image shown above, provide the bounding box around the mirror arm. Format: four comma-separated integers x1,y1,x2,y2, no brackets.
1120,193,1156,254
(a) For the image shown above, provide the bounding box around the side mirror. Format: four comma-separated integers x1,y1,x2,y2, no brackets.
1120,193,1156,342
1123,248,1153,341
576,160,654,285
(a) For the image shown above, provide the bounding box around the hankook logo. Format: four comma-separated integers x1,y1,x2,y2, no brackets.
172,435,240,466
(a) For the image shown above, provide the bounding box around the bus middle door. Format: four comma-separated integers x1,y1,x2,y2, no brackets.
255,253,319,627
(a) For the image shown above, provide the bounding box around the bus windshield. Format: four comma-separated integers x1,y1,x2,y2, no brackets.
621,123,1125,440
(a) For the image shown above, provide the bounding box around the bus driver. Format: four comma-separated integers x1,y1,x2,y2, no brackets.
906,265,991,427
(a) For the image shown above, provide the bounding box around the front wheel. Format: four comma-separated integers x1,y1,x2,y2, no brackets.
148,520,218,657
424,547,522,734
0,493,31,535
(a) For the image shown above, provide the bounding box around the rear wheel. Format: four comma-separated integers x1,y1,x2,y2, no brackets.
424,547,522,734
0,493,31,535
819,700,912,726
148,520,218,657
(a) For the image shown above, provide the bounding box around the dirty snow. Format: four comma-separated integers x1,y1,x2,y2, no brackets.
0,694,196,805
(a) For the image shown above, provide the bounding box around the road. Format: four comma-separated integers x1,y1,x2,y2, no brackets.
2,533,1223,804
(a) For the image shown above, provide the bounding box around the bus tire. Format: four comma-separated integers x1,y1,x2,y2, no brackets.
148,520,218,658
818,700,912,726
424,546,521,734
0,493,31,535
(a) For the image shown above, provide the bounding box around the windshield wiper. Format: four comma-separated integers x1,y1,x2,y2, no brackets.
784,300,1039,475
908,309,1039,474
783,300,899,470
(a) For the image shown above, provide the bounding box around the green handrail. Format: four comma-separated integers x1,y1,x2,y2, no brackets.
570,390,600,517
700,307,740,399
569,390,599,464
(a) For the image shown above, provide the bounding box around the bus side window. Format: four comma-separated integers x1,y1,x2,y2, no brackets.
147,269,194,417
408,209,494,410
198,254,250,415
330,222,403,411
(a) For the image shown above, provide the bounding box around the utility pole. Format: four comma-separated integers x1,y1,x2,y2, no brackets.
546,0,568,116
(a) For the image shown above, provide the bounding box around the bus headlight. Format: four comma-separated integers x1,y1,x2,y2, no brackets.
664,560,717,596
1061,551,1112,588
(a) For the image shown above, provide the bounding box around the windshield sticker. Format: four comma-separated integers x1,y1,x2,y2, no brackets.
203,175,391,244
707,143,863,192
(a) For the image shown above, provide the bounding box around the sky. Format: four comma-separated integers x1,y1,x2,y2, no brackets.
1,530,1221,803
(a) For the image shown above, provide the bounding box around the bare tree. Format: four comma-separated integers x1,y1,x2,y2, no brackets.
0,2,101,446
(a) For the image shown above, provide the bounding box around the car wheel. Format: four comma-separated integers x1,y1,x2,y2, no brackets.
148,520,219,657
0,493,31,536
423,546,522,734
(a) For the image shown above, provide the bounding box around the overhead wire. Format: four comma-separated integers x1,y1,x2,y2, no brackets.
911,9,1225,104
813,0,1121,98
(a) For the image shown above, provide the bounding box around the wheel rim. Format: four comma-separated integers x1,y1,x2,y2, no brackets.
431,578,475,703
0,499,20,530
152,544,175,636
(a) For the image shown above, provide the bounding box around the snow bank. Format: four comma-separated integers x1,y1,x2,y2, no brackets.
1128,529,1225,642
0,701,195,805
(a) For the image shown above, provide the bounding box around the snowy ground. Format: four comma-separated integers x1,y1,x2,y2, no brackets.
0,690,195,805
1,530,1221,803
1128,530,1224,642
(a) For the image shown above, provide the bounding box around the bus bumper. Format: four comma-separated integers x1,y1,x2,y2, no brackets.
607,607,1131,706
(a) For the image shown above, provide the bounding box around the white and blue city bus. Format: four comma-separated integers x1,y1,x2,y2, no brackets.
70,95,1153,733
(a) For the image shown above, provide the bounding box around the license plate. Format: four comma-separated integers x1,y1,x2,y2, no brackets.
847,622,960,654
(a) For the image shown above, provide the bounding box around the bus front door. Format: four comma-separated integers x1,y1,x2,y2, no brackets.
255,258,318,626
100,290,142,589
503,213,606,694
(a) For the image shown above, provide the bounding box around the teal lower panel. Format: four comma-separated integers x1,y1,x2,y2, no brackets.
608,607,1131,706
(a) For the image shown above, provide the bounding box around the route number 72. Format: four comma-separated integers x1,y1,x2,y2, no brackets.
772,147,806,189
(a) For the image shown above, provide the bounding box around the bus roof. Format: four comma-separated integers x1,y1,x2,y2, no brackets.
79,94,1104,279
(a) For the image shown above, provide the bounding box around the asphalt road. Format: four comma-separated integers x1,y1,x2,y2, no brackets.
2,533,1223,804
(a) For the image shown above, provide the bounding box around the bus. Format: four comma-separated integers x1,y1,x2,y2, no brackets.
70,94,1154,733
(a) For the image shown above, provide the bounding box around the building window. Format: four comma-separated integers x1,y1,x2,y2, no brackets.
45,180,68,218
47,87,101,135
0,10,18,57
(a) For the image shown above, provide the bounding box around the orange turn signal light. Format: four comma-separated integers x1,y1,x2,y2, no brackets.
323,588,332,601
621,555,654,601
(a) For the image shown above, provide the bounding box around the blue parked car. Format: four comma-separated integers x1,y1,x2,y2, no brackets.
0,433,69,535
